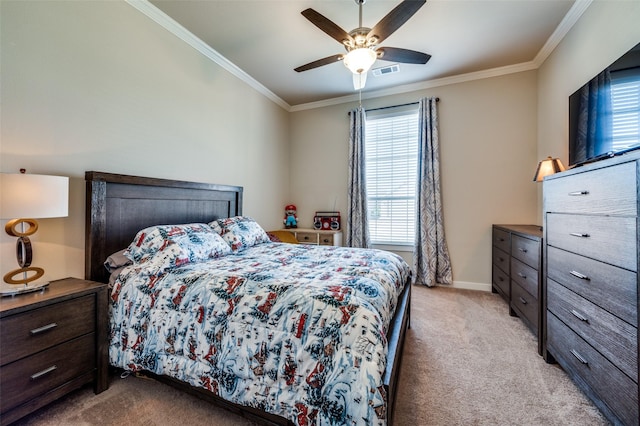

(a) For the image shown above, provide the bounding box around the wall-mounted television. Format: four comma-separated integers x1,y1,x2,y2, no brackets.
568,42,640,167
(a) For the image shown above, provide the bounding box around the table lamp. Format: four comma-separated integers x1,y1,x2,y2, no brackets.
533,156,565,182
0,170,69,296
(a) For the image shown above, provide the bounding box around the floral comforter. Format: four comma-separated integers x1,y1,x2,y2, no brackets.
109,242,410,425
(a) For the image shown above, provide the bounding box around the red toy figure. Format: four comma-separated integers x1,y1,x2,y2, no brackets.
284,204,298,228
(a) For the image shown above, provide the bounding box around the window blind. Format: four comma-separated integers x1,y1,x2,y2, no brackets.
365,107,419,245
611,70,640,151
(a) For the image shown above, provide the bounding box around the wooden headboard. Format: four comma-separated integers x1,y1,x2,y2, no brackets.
84,171,243,284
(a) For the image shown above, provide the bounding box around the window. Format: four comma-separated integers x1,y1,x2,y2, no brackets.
365,105,419,245
611,69,640,151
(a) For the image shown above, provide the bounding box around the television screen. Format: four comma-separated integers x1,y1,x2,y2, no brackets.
568,42,640,167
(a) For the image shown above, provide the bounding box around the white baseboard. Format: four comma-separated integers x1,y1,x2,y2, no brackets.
437,281,492,292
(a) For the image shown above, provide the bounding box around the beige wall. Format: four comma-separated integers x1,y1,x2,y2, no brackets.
0,1,290,286
537,0,640,222
291,71,540,290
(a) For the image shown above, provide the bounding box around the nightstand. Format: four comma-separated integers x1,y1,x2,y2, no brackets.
290,228,343,246
0,277,108,425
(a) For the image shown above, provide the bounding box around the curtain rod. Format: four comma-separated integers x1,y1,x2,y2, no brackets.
348,98,439,115
367,98,439,112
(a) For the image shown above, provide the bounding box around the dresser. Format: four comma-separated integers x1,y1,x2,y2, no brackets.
543,153,639,425
290,228,342,246
0,278,108,425
492,224,543,354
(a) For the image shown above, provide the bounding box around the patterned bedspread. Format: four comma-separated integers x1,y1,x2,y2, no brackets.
109,242,410,425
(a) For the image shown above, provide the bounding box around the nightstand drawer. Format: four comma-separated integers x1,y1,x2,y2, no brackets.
544,161,636,215
546,213,636,270
1,295,96,366
547,313,638,426
511,234,539,269
0,333,95,413
547,279,637,380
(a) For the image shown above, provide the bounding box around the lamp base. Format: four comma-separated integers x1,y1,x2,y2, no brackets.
0,281,49,297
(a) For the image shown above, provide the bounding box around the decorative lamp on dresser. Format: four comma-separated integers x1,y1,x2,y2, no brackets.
0,278,108,425
543,151,639,425
492,224,543,354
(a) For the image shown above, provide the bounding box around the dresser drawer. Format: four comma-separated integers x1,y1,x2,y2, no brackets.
547,280,637,380
544,161,637,215
0,333,95,413
1,295,96,366
547,313,638,425
511,234,540,269
492,228,510,253
547,246,637,325
295,232,318,244
319,234,335,246
546,213,636,271
511,281,538,334
492,264,509,297
510,258,538,299
492,247,509,275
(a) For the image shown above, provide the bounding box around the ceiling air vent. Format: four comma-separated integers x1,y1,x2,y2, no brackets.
372,64,400,77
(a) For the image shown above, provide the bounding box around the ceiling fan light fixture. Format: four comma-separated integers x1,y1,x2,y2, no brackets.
344,47,377,75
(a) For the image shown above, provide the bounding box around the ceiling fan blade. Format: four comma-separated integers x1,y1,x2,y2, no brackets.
301,8,354,46
367,0,426,45
294,54,344,72
376,47,431,64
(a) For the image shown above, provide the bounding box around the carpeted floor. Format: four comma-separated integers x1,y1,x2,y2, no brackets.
12,286,608,425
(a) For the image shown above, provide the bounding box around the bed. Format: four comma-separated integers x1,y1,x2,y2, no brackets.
84,171,411,426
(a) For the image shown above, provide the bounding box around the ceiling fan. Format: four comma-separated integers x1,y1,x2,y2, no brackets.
294,0,431,90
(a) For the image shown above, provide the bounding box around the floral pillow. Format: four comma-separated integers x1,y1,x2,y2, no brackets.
124,223,231,265
209,216,270,252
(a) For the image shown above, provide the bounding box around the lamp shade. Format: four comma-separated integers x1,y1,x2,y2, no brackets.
533,157,566,182
0,173,69,219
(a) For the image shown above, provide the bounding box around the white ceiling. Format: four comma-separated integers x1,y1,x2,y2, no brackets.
145,0,582,108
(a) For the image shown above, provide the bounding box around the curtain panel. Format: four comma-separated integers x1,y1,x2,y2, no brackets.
413,97,453,286
346,106,371,248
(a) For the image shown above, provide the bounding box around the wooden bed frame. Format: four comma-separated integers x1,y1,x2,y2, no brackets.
84,171,411,425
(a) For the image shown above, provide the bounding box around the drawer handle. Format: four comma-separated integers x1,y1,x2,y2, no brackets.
322,238,330,243
569,232,590,238
517,272,527,280
498,237,505,242
569,270,590,280
570,349,588,365
518,248,528,253
498,276,505,282
30,322,58,335
568,190,589,196
498,257,505,262
519,296,527,305
571,309,589,323
30,365,57,380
